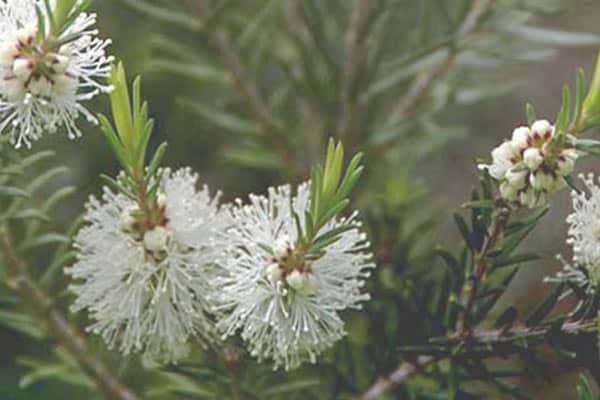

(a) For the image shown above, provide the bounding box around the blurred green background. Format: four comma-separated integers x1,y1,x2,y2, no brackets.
2,0,600,399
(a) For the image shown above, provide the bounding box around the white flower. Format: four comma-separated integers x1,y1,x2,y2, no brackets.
544,255,599,294
214,182,374,370
66,168,228,362
481,120,578,208
565,173,600,267
0,0,113,148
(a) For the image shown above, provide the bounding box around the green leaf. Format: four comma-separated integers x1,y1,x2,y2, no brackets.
119,0,204,32
504,25,600,46
18,233,70,252
462,200,494,209
145,142,168,182
180,99,261,135
260,379,320,397
453,212,472,248
526,103,537,126
53,0,78,32
576,374,595,400
0,311,44,339
555,85,571,136
573,68,586,130
0,186,29,198
145,59,230,84
107,63,137,158
525,283,565,326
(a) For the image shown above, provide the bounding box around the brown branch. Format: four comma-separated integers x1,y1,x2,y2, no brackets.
212,29,296,171
361,356,435,400
361,318,596,399
0,227,140,400
387,0,496,124
456,206,510,334
337,0,379,142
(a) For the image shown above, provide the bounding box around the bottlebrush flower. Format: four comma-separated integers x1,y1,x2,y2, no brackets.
566,173,600,268
546,174,600,291
66,168,227,361
0,0,113,148
214,182,374,370
479,120,578,208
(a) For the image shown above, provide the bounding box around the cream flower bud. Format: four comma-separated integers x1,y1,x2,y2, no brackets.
120,210,137,232
285,270,317,296
523,148,543,170
491,141,516,163
557,149,578,176
505,169,527,188
511,126,531,150
520,188,538,208
51,54,70,74
28,76,53,97
15,27,35,46
157,192,167,208
266,263,283,284
12,58,31,80
143,226,171,253
500,181,519,201
485,141,516,180
530,171,553,190
531,119,553,141
273,234,293,260
0,43,17,66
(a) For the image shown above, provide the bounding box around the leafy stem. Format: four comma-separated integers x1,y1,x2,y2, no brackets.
0,227,140,400
295,139,364,260
98,63,167,229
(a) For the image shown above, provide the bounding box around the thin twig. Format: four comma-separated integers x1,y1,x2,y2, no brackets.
456,206,510,334
337,0,379,142
387,0,495,124
212,29,295,170
0,227,140,400
361,318,596,400
361,356,434,400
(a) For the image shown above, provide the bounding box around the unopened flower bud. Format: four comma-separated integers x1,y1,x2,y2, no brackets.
0,43,17,66
530,171,553,190
523,148,543,170
28,76,53,97
273,234,293,260
531,119,553,141
120,210,137,232
286,270,317,296
557,149,578,176
505,169,527,188
520,188,540,208
157,192,167,209
266,263,283,284
51,54,70,74
143,226,171,253
12,58,31,80
500,181,519,201
511,126,531,150
15,27,35,46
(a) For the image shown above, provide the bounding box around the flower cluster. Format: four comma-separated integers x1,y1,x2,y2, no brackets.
480,120,578,208
214,183,374,370
0,0,113,148
546,174,600,291
66,168,227,362
67,176,375,367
